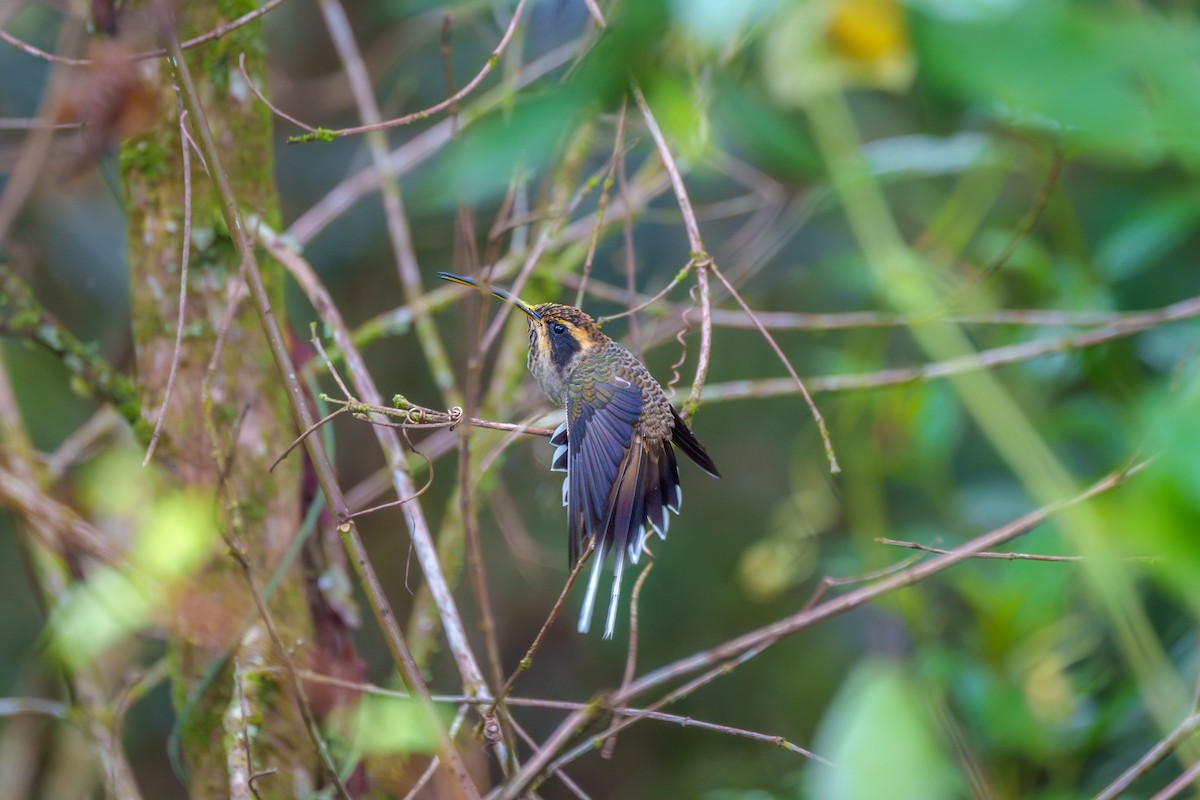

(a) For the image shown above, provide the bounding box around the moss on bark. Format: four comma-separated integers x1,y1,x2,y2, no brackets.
121,6,315,797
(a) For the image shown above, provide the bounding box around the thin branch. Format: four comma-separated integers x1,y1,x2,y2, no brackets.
499,540,596,702
0,28,87,65
161,21,479,800
344,430,436,521
509,718,593,800
319,392,554,438
601,559,653,760
948,145,1064,302
624,459,1152,699
580,0,607,29
317,0,459,406
285,36,585,246
0,20,81,247
0,462,122,564
595,261,693,325
700,292,1200,403
631,80,714,421
878,537,1160,563
401,705,472,800
579,276,1131,330
0,698,70,720
0,117,80,130
0,0,287,65
1150,759,1200,800
576,99,626,307
0,267,145,436
802,553,925,611
1094,712,1200,800
288,0,528,142
269,406,351,474
709,263,840,473
144,106,195,466
238,52,317,133
44,406,120,481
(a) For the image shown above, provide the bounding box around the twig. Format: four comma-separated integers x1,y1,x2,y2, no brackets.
0,19,81,246
624,460,1151,698
44,407,120,481
285,37,585,246
0,267,145,436
344,431,436,521
1150,759,1200,800
0,28,87,65
509,717,593,800
321,394,554,438
0,117,80,130
601,559,653,760
0,0,287,65
631,80,714,421
576,99,626,307
162,22,479,800
595,261,693,325
401,705,473,800
709,263,840,473
1094,712,1200,800
0,352,143,800
617,123,642,355
499,540,596,701
0,462,121,564
0,698,70,719
289,0,528,142
269,406,351,473
878,537,1160,563
802,553,924,611
144,106,195,466
699,292,1200,403
579,275,1130,330
542,642,829,780
238,52,317,133
949,146,1064,302
580,0,607,28
317,0,459,406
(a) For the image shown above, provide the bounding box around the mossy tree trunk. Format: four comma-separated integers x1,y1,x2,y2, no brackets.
121,3,317,797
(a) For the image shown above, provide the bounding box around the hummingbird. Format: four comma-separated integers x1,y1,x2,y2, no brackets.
438,272,720,639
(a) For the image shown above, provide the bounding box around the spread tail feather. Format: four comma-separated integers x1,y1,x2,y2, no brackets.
604,548,626,639
577,543,606,634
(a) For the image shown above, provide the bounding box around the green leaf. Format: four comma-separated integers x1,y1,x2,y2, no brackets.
913,1,1200,165
808,660,962,800
350,695,439,756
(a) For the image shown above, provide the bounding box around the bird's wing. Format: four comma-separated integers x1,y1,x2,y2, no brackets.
563,374,642,569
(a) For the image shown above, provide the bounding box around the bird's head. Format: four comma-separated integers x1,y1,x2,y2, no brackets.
437,273,609,380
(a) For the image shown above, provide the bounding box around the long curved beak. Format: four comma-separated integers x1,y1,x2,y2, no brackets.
436,272,541,322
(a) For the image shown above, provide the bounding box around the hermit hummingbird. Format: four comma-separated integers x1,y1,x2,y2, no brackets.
438,272,719,639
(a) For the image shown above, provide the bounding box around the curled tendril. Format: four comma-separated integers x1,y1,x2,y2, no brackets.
447,406,464,425
667,282,699,397
405,408,424,424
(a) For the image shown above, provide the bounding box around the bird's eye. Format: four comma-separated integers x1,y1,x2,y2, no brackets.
551,322,567,335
